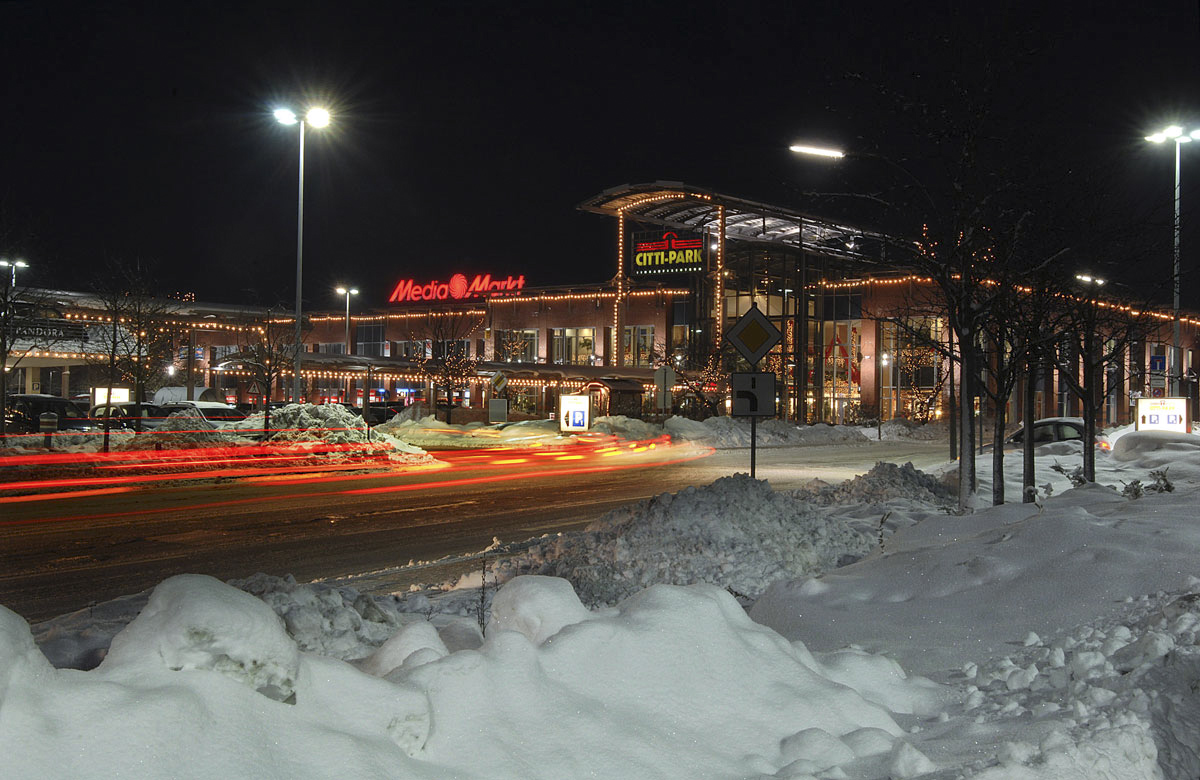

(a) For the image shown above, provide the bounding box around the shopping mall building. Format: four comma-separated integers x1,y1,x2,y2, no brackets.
6,182,1197,425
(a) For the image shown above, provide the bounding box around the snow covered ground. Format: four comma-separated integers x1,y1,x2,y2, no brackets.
6,418,1200,778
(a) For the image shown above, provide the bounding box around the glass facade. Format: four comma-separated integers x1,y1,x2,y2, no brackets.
550,328,595,365
355,324,387,357
878,317,946,421
623,325,655,366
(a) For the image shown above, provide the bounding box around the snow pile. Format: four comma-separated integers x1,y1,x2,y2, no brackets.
118,407,247,449
792,460,957,508
232,572,484,662
231,403,429,459
2,572,953,780
490,473,870,607
589,414,664,440
954,585,1200,779
665,415,871,447
377,414,565,449
876,417,948,441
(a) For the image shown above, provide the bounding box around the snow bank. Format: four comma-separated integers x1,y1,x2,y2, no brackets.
119,407,247,449
231,403,430,460
665,415,872,447
489,473,870,607
2,572,951,780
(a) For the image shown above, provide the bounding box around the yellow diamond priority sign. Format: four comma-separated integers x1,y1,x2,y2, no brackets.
725,303,782,366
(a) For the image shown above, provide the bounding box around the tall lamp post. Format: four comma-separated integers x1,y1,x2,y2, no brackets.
1145,125,1200,397
0,258,29,288
336,286,358,403
0,259,29,436
274,106,332,402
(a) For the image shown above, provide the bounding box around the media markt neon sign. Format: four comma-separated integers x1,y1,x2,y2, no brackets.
388,273,527,303
632,230,706,275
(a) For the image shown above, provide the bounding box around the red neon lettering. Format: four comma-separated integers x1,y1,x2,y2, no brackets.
389,274,528,303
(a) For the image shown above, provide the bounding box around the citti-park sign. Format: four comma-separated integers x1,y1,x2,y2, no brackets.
388,273,527,303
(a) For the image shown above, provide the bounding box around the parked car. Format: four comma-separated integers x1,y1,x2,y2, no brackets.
4,394,100,433
90,402,172,430
159,401,248,429
1001,417,1111,451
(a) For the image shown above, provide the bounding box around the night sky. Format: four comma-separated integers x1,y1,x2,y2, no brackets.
2,1,1199,313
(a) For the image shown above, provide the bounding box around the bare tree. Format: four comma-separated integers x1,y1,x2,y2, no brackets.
650,342,731,419
410,311,484,423
221,305,297,436
89,259,179,447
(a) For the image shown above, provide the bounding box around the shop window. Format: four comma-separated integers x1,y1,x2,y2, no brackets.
317,343,345,354
433,339,470,360
355,324,386,357
879,318,945,421
393,340,428,360
210,344,239,363
550,328,595,365
495,329,537,362
622,325,655,366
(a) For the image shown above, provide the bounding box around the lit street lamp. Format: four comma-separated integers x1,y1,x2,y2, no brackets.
336,286,358,403
335,286,358,355
275,106,332,402
1145,124,1200,397
0,258,29,288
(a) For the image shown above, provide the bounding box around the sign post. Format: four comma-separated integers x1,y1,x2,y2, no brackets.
725,303,782,478
653,366,676,413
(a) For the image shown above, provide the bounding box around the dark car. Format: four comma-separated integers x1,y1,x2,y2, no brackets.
90,402,172,430
1001,418,1111,451
4,394,99,434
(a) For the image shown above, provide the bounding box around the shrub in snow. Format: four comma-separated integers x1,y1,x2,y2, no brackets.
1049,462,1087,488
100,573,302,702
491,474,870,607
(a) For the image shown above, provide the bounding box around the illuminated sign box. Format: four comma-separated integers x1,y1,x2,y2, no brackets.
631,230,706,275
92,387,131,406
559,394,591,433
1135,397,1191,434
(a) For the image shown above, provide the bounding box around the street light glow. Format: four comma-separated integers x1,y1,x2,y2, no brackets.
789,144,845,158
306,107,331,128
274,108,298,125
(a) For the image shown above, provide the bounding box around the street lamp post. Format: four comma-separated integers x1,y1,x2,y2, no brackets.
0,259,29,437
336,286,358,402
0,258,29,288
275,106,332,402
1145,125,1200,397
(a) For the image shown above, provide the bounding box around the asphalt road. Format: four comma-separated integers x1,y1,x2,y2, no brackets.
0,439,948,622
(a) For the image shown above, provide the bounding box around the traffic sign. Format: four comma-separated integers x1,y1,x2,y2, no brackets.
491,371,508,393
730,372,776,417
725,304,782,366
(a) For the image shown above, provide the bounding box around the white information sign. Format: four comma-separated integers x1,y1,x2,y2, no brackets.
559,394,591,433
1135,397,1191,433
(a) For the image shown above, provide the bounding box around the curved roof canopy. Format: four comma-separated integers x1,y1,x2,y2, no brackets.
578,181,909,262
